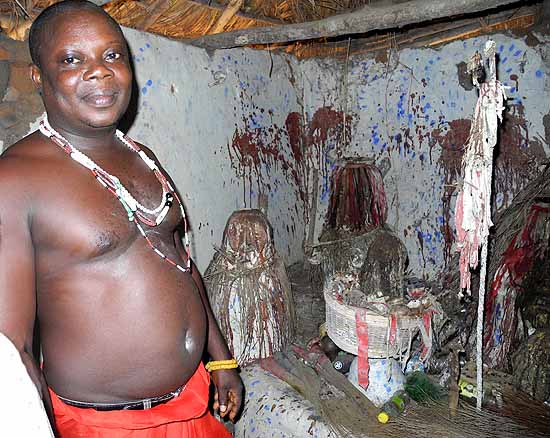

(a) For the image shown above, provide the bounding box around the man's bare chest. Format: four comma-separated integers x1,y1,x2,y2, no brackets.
31,156,182,266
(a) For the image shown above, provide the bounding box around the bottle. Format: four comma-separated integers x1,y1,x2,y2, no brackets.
377,390,411,424
332,353,355,374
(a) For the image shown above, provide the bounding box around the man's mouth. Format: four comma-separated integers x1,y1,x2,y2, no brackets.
82,90,118,107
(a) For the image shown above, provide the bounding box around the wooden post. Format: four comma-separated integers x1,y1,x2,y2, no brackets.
475,40,499,411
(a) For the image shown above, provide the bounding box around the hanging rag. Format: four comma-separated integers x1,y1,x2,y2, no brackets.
455,55,507,296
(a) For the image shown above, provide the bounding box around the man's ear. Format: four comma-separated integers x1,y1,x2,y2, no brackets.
30,64,42,92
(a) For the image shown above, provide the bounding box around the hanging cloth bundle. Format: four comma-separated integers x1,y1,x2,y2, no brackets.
454,40,508,410
455,42,507,297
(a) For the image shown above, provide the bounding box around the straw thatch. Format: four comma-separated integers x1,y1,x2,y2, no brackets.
487,164,550,282
246,0,372,23
104,0,276,38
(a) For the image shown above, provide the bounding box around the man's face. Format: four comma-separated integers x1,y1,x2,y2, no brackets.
32,10,132,134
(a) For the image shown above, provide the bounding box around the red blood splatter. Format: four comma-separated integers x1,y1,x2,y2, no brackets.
285,112,304,163
228,106,351,222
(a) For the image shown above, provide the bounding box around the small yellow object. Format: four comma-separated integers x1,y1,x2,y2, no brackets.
459,379,476,399
377,412,390,424
205,359,239,372
319,323,327,338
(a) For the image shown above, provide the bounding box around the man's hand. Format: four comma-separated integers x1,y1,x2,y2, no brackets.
211,368,244,422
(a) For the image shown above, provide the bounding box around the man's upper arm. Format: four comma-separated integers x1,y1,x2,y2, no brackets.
0,162,36,354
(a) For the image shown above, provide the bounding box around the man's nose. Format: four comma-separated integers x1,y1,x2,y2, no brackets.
83,61,114,81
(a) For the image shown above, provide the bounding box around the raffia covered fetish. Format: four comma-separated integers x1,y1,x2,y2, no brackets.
205,209,295,366
311,160,407,300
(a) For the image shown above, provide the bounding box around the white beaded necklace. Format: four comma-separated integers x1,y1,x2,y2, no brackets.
39,115,191,272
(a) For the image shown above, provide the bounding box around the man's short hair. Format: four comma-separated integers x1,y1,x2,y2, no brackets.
29,0,123,68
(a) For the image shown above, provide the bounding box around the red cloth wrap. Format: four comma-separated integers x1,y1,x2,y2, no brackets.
388,314,397,346
355,309,370,389
49,363,231,438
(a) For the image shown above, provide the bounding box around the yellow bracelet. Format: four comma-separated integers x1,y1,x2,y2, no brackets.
205,359,239,372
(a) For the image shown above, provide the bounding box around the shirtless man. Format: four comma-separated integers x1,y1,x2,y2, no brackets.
0,1,242,436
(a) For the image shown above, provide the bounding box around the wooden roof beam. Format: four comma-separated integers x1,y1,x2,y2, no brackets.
189,0,527,49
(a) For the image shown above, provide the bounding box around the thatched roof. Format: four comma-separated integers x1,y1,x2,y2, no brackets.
104,0,278,39
0,0,542,56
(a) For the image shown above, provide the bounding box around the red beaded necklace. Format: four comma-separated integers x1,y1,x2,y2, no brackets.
39,116,191,273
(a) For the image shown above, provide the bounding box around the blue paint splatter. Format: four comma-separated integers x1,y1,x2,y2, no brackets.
397,93,406,120
508,44,515,52
146,79,153,86
501,56,508,64
513,50,522,57
536,70,544,78
141,87,147,95
145,43,151,48
505,68,513,73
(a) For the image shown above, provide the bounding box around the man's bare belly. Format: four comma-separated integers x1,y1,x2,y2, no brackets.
36,242,207,403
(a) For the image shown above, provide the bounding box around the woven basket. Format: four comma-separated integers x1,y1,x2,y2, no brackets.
324,282,421,357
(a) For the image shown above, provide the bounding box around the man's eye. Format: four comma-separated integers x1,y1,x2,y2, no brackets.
63,56,79,65
106,52,121,61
